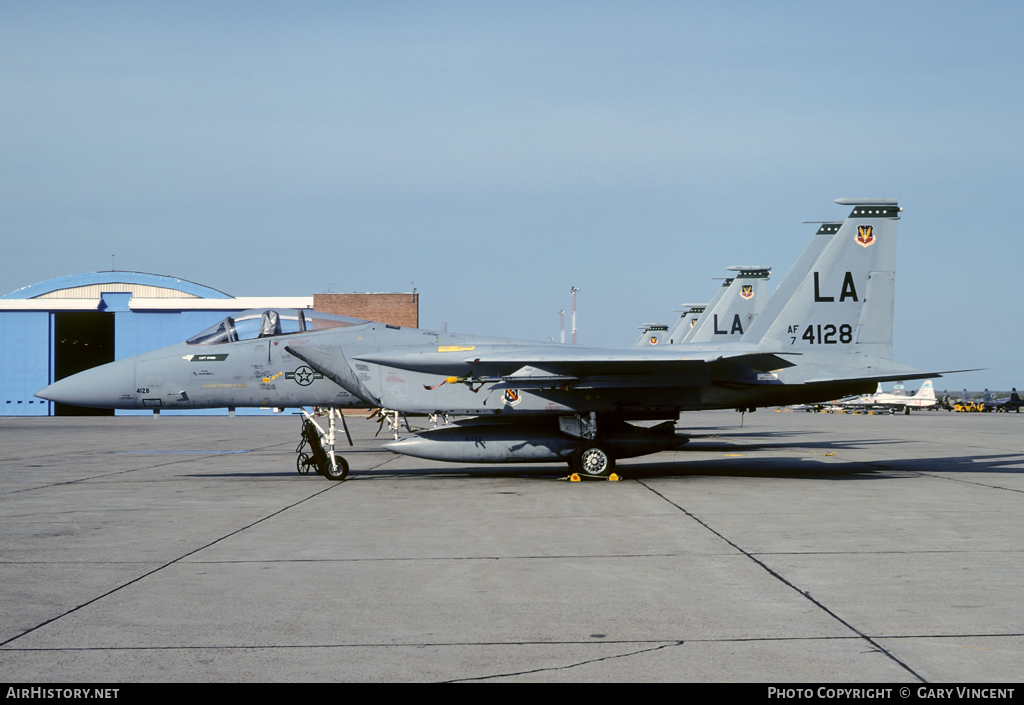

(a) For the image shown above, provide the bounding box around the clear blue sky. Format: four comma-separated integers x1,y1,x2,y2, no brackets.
2,1,1021,390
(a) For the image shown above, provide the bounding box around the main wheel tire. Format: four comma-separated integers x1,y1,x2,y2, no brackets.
323,456,350,481
572,443,615,478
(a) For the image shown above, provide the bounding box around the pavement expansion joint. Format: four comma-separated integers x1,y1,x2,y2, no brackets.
0,482,339,649
638,478,929,683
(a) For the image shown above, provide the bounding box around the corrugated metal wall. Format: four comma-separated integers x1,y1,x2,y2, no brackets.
0,312,52,416
35,283,200,299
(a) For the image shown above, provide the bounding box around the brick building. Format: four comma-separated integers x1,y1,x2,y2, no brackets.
313,292,419,328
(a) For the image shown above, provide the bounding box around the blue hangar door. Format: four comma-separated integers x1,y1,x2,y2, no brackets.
1,312,52,416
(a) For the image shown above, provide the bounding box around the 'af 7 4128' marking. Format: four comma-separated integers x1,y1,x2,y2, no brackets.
788,324,853,345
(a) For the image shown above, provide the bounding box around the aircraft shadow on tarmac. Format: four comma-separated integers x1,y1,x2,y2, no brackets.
184,427,1024,481
189,449,1024,482
310,450,1024,482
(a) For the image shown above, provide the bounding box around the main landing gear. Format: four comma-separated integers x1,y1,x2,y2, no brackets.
571,442,616,478
560,413,617,479
295,407,351,481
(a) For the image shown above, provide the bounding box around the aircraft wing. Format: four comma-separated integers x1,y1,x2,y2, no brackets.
357,346,795,372
358,346,794,373
349,346,800,391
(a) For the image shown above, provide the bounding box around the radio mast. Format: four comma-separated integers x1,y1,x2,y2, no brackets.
570,286,579,344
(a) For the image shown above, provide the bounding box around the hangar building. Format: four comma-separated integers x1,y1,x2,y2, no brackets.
0,272,418,416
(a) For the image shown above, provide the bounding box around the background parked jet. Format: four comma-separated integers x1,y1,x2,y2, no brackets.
834,380,937,414
997,389,1023,412
954,389,983,412
981,389,1022,412
39,197,957,480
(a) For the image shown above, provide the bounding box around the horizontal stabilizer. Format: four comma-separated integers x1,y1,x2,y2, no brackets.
802,368,982,386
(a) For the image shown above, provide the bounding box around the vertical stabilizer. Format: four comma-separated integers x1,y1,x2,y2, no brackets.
686,267,771,343
741,222,840,344
680,279,732,343
633,323,670,347
759,199,900,359
666,304,706,344
916,380,935,400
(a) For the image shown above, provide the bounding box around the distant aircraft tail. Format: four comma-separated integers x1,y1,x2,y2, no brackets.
666,304,706,344
757,198,900,358
915,380,935,400
633,323,669,347
1012,388,1021,403
685,267,771,343
680,279,733,344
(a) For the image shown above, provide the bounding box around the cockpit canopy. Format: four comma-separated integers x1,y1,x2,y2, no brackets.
186,308,368,345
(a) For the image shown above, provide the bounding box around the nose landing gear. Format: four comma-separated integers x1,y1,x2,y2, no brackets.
296,407,351,481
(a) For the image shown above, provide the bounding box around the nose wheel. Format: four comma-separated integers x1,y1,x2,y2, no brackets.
322,455,349,481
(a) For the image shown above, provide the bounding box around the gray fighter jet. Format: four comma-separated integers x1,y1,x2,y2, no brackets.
999,389,1023,413
38,198,956,480
981,389,1022,412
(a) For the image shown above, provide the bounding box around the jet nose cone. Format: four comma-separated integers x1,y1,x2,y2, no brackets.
36,358,136,408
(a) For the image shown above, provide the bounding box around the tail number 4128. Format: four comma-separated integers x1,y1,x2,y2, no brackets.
792,324,853,345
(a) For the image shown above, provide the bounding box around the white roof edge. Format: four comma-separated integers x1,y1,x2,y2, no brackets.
130,297,314,310
0,297,314,311
0,299,100,310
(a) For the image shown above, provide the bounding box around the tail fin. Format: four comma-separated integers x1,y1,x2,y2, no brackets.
758,198,900,358
1012,388,1021,403
685,267,771,343
741,222,840,344
916,380,935,400
983,389,995,403
633,323,669,347
680,279,733,344
666,304,707,344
